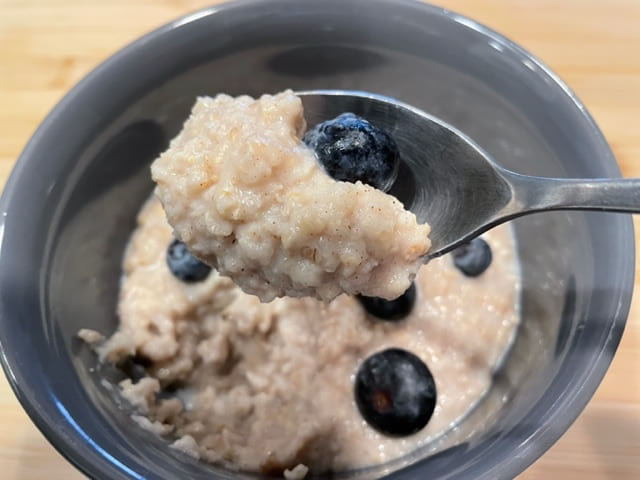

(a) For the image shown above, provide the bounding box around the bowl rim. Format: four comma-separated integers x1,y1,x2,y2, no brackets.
0,0,633,479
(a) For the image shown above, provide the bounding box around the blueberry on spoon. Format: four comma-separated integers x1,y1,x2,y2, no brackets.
355,348,436,436
303,112,399,191
166,239,211,283
451,237,492,277
358,282,416,321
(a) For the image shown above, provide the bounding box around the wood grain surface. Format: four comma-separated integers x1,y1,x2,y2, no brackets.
1,0,638,478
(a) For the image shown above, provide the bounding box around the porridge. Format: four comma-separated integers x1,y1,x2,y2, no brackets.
151,91,430,302
82,91,521,477
87,198,519,475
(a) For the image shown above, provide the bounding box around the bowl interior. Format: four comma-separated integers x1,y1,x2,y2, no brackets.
0,1,632,479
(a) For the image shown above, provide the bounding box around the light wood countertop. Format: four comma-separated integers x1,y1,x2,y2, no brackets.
1,1,638,478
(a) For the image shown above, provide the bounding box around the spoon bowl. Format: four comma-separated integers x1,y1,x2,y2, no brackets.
299,90,640,258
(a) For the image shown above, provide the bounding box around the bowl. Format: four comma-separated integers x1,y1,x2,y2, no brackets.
0,0,633,479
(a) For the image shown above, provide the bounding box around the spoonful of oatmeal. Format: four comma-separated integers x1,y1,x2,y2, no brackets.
151,90,429,303
152,89,640,303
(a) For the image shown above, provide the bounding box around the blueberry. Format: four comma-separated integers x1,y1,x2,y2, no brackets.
303,112,399,191
358,282,416,321
120,355,151,383
355,348,436,436
166,239,211,283
451,237,492,277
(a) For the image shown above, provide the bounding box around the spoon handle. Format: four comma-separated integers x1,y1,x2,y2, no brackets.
508,173,640,214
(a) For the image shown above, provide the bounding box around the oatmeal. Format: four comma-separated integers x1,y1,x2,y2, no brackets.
94,197,520,475
151,91,430,302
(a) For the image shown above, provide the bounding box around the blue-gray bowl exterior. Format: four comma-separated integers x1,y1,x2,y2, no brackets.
0,1,632,479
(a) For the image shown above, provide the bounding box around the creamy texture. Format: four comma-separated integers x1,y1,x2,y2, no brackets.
94,197,520,476
151,91,430,302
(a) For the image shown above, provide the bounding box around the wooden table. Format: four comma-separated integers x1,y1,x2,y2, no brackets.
1,1,638,478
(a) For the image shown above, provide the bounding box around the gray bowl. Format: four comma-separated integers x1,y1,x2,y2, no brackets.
0,0,633,479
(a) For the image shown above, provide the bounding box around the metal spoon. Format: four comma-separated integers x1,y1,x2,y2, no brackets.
298,89,640,259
